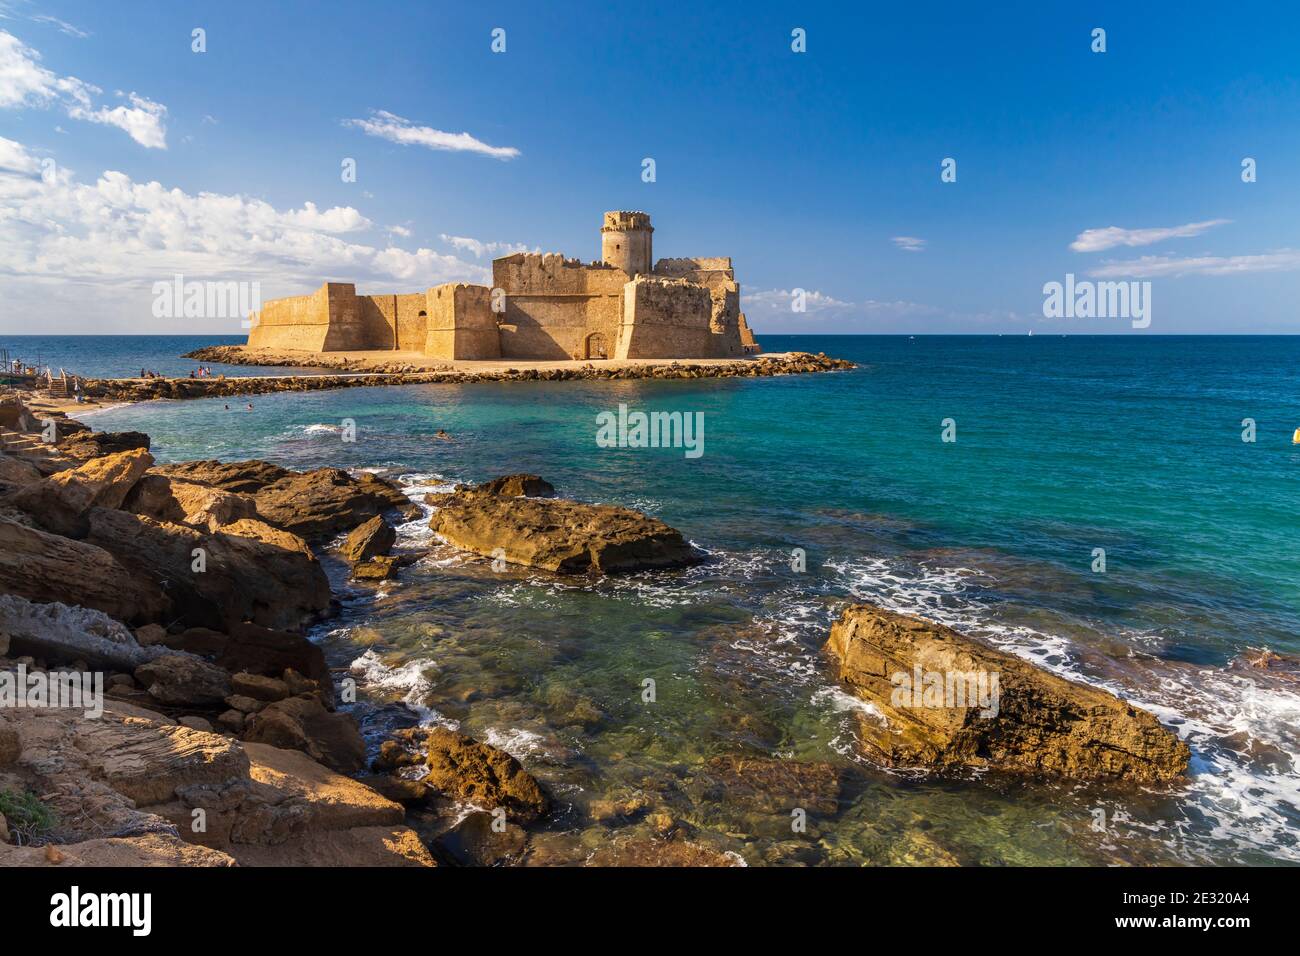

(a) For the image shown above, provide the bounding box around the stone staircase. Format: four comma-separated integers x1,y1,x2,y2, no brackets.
0,426,63,468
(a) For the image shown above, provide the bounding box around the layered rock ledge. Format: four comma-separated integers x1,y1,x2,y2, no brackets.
824,604,1191,782
428,475,700,573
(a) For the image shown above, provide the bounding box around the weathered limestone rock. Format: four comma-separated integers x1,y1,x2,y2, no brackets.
56,430,150,461
252,467,412,541
436,810,528,866
0,595,174,670
352,555,400,580
473,473,556,498
429,492,699,574
0,521,170,625
241,697,366,773
125,473,258,530
85,508,331,633
422,727,550,824
153,458,292,494
824,605,1191,782
7,447,154,535
0,717,20,765
231,672,290,702
340,514,396,563
135,654,234,707
0,452,42,491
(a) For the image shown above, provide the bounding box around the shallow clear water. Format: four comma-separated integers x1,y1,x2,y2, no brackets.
82,334,1300,865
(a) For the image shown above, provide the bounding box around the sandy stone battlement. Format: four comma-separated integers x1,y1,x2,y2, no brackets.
246,212,760,362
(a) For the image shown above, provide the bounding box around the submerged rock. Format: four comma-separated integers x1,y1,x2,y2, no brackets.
421,728,550,824
429,489,699,574
824,604,1191,782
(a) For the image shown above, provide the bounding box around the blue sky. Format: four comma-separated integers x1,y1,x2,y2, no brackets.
1,0,1297,334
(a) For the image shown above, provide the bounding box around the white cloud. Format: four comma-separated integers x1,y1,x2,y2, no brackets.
388,224,411,237
744,288,856,316
0,137,490,329
891,236,926,253
1070,219,1229,253
67,91,167,149
439,233,533,258
1087,250,1300,279
0,134,40,173
30,14,88,38
345,110,520,160
0,30,167,147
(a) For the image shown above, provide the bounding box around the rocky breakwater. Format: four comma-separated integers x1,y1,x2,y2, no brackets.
427,473,700,573
824,605,1191,782
81,350,856,403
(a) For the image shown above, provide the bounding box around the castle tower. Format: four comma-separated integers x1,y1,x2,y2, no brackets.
601,211,653,276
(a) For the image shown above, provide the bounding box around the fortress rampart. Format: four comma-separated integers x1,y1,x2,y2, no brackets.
246,212,760,361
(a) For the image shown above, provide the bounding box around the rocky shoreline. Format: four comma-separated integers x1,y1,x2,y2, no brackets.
66,348,855,404
0,395,1192,867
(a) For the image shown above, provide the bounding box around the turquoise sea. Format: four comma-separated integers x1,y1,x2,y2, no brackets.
37,334,1300,865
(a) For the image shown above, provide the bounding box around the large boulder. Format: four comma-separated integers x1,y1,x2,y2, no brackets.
252,467,414,541
7,447,153,536
429,493,699,574
0,517,170,624
84,509,331,633
125,474,257,530
421,727,550,824
824,605,1191,782
241,697,365,773
340,515,395,563
0,595,174,670
162,622,331,702
135,654,233,707
473,473,556,498
0,453,42,492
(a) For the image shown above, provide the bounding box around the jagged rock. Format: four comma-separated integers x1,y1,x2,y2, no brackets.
153,459,292,494
340,515,396,563
252,467,410,541
241,697,365,773
352,555,400,580
473,473,556,498
429,492,699,574
0,595,173,670
135,654,233,707
125,473,258,530
824,605,1191,782
421,727,550,824
84,508,331,633
56,430,150,461
0,518,171,624
7,447,154,536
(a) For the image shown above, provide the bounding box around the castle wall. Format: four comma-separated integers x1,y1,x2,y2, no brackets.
246,285,333,351
494,254,626,359
424,283,499,360
615,276,716,360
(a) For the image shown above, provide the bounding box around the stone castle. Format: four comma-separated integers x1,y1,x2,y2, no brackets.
247,211,760,361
